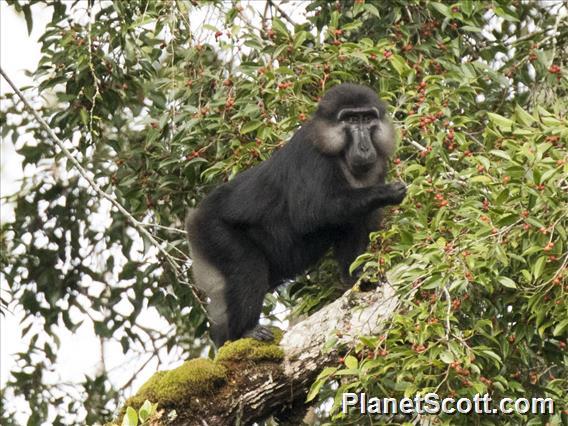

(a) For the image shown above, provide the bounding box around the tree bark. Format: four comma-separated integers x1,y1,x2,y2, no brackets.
155,283,398,425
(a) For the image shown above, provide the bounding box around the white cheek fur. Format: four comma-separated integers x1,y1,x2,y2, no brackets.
316,123,346,154
373,120,395,157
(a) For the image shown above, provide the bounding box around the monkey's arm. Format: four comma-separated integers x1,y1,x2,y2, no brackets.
291,181,406,233
328,181,406,221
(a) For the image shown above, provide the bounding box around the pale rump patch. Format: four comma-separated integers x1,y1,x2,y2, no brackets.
186,211,228,329
189,244,228,328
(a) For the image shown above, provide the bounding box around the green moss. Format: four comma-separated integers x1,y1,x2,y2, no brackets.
125,358,227,409
215,328,285,363
121,330,284,418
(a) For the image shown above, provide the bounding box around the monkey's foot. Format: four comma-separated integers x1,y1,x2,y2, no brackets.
358,279,378,292
243,324,274,342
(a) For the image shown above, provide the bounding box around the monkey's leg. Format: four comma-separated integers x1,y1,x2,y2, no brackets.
334,226,369,287
224,251,273,343
204,219,273,344
334,210,384,287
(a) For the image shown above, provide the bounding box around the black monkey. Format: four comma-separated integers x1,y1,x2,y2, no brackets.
186,83,406,347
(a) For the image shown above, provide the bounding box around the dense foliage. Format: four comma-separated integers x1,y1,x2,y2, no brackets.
1,0,566,424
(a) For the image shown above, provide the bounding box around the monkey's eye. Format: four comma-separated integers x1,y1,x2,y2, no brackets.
341,111,378,124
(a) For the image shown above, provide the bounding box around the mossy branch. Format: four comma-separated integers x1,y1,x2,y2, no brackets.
120,283,398,425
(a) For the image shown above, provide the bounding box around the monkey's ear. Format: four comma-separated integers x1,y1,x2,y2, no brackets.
313,121,346,155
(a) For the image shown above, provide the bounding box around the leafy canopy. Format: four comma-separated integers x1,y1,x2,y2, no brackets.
1,0,566,424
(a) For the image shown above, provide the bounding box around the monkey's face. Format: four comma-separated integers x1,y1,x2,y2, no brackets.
337,106,395,182
339,107,383,176
311,84,396,187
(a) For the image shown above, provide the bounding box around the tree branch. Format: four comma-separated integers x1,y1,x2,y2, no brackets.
141,283,399,425
267,0,297,27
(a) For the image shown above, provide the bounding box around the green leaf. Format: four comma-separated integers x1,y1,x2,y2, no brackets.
138,400,153,422
461,0,474,16
540,167,558,183
440,351,454,364
122,407,138,426
490,150,511,161
240,121,262,135
343,355,358,370
487,112,514,132
293,31,308,49
521,246,540,257
431,2,451,17
498,277,517,289
461,26,481,33
477,156,491,170
390,55,410,76
532,256,546,280
342,21,363,32
306,367,336,402
480,349,502,366
515,104,535,126
363,3,380,17
306,378,325,402
553,319,568,337
80,108,89,127
470,176,492,184
22,4,33,35
271,18,289,37
494,6,520,22
202,24,219,33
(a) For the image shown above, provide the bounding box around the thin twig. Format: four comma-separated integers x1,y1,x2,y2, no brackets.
267,0,297,27
86,2,100,142
141,222,187,234
407,138,427,152
441,286,452,341
120,340,167,392
549,5,563,66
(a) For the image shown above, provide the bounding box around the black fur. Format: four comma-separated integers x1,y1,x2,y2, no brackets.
186,83,406,347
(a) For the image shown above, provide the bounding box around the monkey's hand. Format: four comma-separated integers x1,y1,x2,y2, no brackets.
243,324,274,342
380,181,407,205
